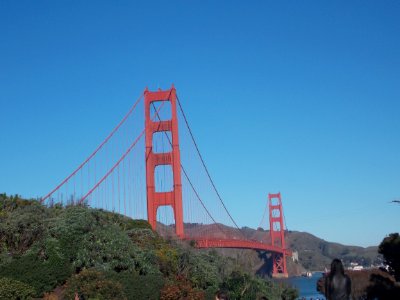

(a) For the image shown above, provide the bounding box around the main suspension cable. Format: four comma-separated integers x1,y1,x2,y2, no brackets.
80,96,168,205
41,93,144,203
176,95,245,237
150,101,229,235
78,129,145,204
258,202,269,230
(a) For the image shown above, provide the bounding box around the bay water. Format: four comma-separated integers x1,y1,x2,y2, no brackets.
282,272,326,300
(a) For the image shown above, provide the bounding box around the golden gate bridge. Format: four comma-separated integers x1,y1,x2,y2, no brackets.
40,85,291,277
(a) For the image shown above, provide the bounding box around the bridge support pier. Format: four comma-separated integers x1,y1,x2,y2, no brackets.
144,85,184,237
272,253,288,278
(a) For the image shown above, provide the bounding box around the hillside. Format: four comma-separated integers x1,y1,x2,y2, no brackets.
244,227,380,272
177,224,381,275
285,230,380,271
0,193,381,299
0,194,297,300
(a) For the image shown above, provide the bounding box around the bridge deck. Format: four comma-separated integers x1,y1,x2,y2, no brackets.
186,237,292,256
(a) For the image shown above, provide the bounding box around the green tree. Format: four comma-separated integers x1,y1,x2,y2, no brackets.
379,233,400,281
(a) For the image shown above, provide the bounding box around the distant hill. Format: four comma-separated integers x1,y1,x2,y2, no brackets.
284,230,381,271
170,224,381,276
243,227,380,271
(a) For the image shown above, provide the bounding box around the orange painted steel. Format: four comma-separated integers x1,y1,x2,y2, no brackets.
144,85,184,237
191,237,292,256
268,192,288,277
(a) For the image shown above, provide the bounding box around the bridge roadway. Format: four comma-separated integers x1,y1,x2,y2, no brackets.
186,237,292,256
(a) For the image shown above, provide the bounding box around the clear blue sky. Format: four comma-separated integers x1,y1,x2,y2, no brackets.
1,1,399,247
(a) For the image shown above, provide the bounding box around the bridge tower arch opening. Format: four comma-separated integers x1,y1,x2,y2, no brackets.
144,85,184,237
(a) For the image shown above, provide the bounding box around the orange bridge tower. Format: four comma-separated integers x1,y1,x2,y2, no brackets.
269,192,289,277
144,85,184,237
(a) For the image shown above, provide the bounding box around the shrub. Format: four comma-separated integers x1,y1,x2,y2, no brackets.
106,271,164,300
0,204,48,254
185,251,219,291
221,270,296,300
160,276,204,300
88,209,151,231
0,238,73,297
0,277,35,299
123,219,152,230
64,269,126,300
128,227,163,250
74,225,158,274
155,245,179,277
50,206,97,262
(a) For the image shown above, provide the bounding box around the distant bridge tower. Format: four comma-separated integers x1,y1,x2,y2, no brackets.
144,85,184,237
269,192,288,277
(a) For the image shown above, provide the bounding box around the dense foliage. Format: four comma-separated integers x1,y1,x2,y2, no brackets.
0,193,297,299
